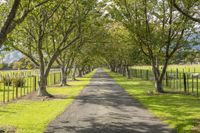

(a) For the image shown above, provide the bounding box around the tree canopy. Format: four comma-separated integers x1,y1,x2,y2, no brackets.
0,0,199,95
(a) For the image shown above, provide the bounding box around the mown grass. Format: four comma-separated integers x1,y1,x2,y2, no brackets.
108,70,200,133
0,70,96,133
133,64,200,73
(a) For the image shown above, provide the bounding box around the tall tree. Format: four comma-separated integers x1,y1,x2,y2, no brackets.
56,1,102,85
0,0,50,47
110,0,195,92
9,0,97,97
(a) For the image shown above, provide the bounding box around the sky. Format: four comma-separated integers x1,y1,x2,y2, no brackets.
0,0,6,3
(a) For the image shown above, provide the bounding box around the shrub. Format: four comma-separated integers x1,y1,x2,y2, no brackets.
12,76,25,87
1,75,25,87
1,76,12,86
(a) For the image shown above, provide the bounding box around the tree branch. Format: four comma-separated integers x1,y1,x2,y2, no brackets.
172,0,200,23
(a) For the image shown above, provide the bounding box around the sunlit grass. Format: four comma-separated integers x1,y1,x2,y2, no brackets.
108,70,200,133
0,70,96,133
133,64,200,73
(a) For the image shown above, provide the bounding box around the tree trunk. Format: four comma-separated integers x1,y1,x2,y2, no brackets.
72,66,77,80
38,75,52,97
152,61,163,93
60,66,67,86
110,64,116,72
120,65,124,74
126,65,131,79
152,61,166,93
123,66,126,76
89,66,92,72
155,80,164,93
82,70,85,75
78,68,83,77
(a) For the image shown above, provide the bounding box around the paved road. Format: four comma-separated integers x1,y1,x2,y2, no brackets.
46,69,175,133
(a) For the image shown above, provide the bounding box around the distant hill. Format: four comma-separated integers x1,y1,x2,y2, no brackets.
193,45,200,50
3,51,23,64
1,44,199,64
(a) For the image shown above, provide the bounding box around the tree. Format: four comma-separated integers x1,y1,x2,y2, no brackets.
172,0,200,23
55,0,101,85
56,47,78,86
110,0,195,92
0,0,50,47
103,22,142,78
9,0,97,97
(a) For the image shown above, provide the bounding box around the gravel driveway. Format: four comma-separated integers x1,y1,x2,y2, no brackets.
45,69,175,133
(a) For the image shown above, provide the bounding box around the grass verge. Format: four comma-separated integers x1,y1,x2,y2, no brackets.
0,70,96,133
108,70,200,133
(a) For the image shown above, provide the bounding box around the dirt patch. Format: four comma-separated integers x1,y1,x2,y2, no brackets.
22,92,67,101
48,84,71,88
0,126,16,133
0,90,68,106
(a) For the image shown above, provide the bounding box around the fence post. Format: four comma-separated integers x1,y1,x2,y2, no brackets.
29,77,31,93
12,81,14,100
165,72,168,86
54,72,56,84
146,70,149,80
3,82,5,103
60,72,61,83
136,69,137,77
7,80,10,102
183,73,187,94
34,76,37,91
170,69,172,88
16,86,18,98
26,77,28,94
187,74,190,94
176,69,179,90
179,73,182,92
23,77,25,96
192,75,194,93
173,73,175,89
197,77,199,97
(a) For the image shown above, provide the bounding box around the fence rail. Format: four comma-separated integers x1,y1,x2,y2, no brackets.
131,69,200,96
0,71,61,104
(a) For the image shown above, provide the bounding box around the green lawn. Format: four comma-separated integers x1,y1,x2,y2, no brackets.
0,70,96,133
133,64,200,73
108,70,200,133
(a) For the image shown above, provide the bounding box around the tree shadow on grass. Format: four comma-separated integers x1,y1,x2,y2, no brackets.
114,75,200,133
46,70,176,133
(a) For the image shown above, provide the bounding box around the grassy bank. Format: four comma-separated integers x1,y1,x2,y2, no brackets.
108,70,200,133
0,70,96,133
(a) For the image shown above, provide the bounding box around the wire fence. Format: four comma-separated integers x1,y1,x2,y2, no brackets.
0,70,61,104
131,69,200,96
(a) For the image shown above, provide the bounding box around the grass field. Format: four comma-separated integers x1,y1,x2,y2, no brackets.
0,70,96,133
108,70,200,133
133,64,200,73
131,65,200,96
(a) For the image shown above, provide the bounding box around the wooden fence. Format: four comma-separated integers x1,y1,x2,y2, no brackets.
131,69,199,96
0,70,61,104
